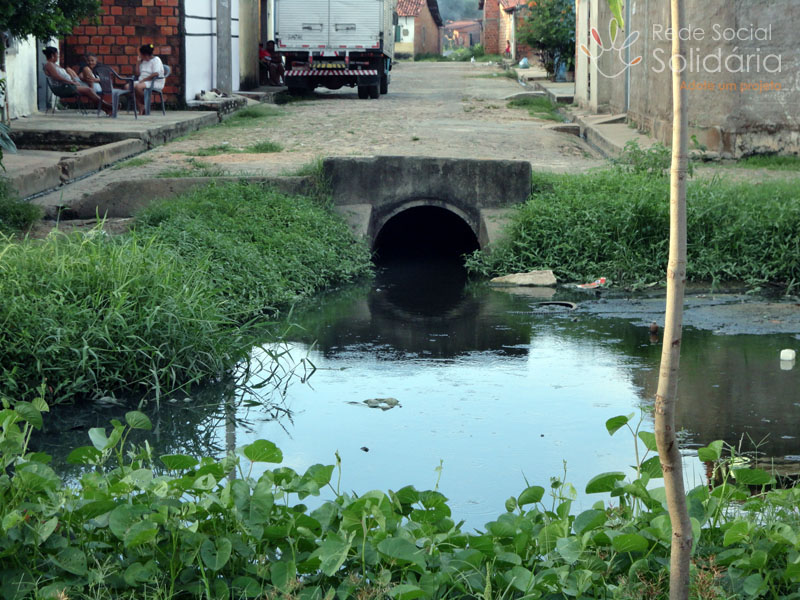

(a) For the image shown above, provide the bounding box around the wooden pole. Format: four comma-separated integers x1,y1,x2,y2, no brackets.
216,0,232,95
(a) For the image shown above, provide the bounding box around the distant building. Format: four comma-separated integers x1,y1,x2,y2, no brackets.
479,0,533,61
396,0,444,57
444,20,482,49
575,0,800,157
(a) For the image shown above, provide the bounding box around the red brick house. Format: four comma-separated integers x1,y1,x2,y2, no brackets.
61,0,262,106
396,0,444,57
479,0,533,60
63,0,182,104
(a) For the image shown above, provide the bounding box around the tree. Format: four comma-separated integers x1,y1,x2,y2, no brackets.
603,0,692,597
654,0,692,597
519,0,575,77
0,0,100,41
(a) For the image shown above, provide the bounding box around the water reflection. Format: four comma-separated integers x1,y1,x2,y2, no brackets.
33,260,800,529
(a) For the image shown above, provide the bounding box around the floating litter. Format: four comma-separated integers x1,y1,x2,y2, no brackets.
780,349,796,361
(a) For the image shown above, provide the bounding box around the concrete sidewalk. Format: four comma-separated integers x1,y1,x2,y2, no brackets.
7,110,218,199
570,111,655,158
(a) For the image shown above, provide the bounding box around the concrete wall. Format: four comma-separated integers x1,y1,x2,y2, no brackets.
183,0,241,102
239,0,259,89
396,16,415,55
583,0,800,157
64,0,182,104
4,36,39,119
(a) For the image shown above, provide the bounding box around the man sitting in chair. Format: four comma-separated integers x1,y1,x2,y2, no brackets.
42,47,112,115
259,40,285,86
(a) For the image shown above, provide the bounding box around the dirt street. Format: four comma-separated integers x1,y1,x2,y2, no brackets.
110,61,603,181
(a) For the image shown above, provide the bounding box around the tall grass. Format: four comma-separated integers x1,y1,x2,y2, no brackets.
0,183,371,404
0,232,246,403
466,171,800,289
134,182,371,318
0,179,41,235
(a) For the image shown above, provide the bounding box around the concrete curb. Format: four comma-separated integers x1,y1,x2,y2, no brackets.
60,140,147,182
42,176,315,219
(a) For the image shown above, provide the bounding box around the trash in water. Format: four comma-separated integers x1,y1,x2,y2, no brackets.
576,277,608,289
347,398,401,411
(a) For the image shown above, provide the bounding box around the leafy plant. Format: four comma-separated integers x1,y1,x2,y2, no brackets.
2,401,799,600
0,179,41,235
507,96,563,121
519,0,576,77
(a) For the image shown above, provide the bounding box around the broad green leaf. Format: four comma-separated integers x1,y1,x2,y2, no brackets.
496,551,522,565
612,533,648,553
507,566,535,593
785,562,800,583
304,464,334,487
723,520,750,546
67,446,102,465
124,520,158,547
313,532,353,575
698,440,724,462
637,431,657,451
32,397,49,413
124,560,158,585
243,440,283,463
2,510,23,530
201,537,232,571
640,455,663,479
538,521,568,554
36,516,58,545
15,462,60,492
52,546,88,576
88,427,110,451
250,479,275,524
14,402,42,429
743,573,765,597
731,468,773,486
125,410,152,430
605,414,633,436
109,504,145,539
574,509,607,534
160,454,199,470
608,0,624,31
585,471,626,494
75,500,116,520
556,537,583,564
377,537,426,570
232,576,262,598
505,496,517,512
518,485,545,507
388,584,426,600
193,473,217,491
270,560,296,593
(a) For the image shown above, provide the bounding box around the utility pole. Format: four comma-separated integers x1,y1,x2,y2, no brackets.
216,0,232,95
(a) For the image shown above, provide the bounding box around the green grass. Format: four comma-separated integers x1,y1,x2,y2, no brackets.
0,180,41,235
156,159,231,178
507,96,563,121
0,182,370,404
220,104,283,127
188,140,283,157
471,70,518,80
729,154,800,171
466,170,800,290
113,156,154,170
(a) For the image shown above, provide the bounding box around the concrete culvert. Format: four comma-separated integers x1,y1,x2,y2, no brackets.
373,206,480,264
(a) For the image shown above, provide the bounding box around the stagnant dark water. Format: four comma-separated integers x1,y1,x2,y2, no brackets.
36,259,799,529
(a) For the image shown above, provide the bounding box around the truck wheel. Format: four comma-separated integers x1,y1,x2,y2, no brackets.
368,84,379,99
357,86,368,99
380,74,388,95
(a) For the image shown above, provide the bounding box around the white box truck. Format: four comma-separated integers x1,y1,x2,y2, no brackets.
275,0,397,99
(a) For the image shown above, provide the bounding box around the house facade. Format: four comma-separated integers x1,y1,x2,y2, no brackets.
444,20,482,49
2,36,41,119
61,0,269,105
576,0,800,157
479,0,532,61
396,0,443,57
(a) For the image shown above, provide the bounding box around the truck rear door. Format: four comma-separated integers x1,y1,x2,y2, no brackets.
329,0,383,49
277,0,329,49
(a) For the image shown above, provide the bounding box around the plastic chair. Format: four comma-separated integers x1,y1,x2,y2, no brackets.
45,77,92,115
94,65,136,119
143,64,171,115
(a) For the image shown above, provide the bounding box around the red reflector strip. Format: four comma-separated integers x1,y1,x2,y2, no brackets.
285,70,378,76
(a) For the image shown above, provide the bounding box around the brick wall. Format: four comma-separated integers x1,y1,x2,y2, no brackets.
414,4,442,55
482,0,501,55
64,0,182,105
